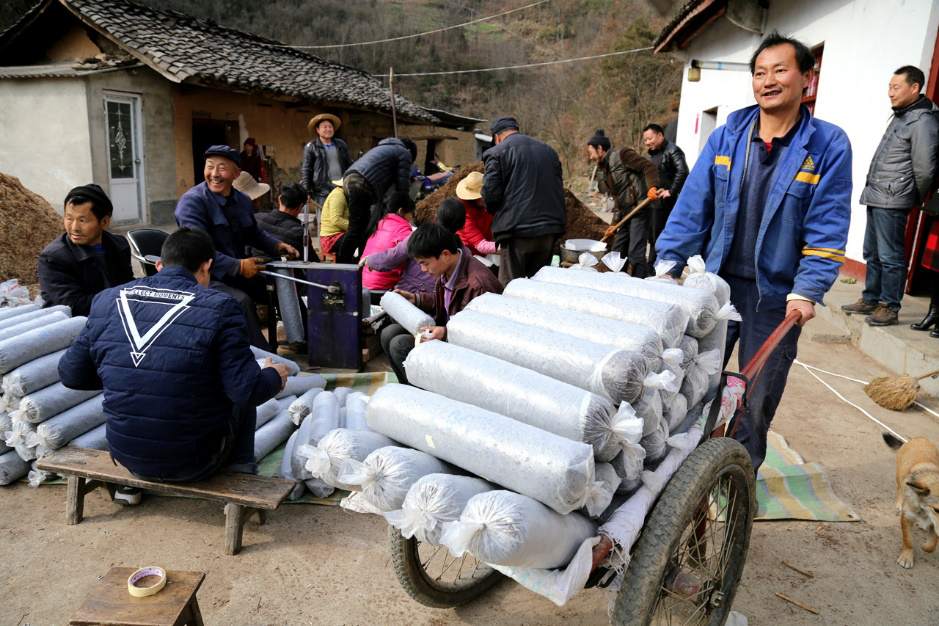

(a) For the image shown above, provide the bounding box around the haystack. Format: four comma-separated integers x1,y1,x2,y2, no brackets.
0,173,62,288
414,162,609,242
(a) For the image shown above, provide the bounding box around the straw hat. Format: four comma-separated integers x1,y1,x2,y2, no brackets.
456,171,484,200
307,112,341,134
233,171,270,200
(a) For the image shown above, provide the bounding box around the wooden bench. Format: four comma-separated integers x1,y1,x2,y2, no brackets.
70,567,205,626
37,448,295,555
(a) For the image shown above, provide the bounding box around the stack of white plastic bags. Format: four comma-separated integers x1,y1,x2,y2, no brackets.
328,263,736,606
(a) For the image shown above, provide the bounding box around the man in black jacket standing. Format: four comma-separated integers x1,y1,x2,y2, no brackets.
38,184,134,316
482,117,565,284
301,113,351,206
642,123,688,264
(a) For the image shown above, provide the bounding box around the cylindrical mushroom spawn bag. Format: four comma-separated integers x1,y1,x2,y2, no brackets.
2,349,67,396
276,374,326,400
26,395,106,457
405,340,640,461
253,406,295,460
0,316,87,375
298,428,395,496
287,387,323,425
18,383,100,424
366,384,613,516
380,291,435,334
338,446,452,514
440,490,597,569
291,392,342,481
446,310,649,405
384,474,494,545
0,308,70,343
532,266,722,339
465,293,663,371
250,345,301,377
0,303,42,326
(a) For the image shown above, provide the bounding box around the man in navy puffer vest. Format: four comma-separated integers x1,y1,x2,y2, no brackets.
60,228,291,484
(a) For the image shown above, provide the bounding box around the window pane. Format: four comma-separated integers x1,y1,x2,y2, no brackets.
107,101,134,179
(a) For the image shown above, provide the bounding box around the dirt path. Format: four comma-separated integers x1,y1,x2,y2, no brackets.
2,315,939,625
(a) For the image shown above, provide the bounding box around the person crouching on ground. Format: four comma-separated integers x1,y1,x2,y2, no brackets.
383,223,502,384
38,184,134,317
59,228,292,504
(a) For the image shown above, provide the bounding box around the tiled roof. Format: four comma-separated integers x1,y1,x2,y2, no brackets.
654,0,713,52
4,0,437,123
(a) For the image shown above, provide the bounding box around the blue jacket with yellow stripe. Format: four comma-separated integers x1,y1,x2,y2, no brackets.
656,104,852,308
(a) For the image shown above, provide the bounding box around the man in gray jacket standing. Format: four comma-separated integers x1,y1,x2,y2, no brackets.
843,65,939,326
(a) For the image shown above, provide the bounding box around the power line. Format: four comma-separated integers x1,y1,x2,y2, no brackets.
372,46,654,77
277,0,550,49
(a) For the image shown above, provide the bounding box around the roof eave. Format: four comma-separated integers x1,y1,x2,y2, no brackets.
654,0,725,54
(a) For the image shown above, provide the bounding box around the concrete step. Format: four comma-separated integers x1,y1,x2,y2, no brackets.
818,276,939,397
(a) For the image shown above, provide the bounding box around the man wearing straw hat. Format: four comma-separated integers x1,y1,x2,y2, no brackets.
301,112,351,207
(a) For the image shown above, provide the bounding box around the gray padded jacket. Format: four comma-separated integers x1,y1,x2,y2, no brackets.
860,96,939,209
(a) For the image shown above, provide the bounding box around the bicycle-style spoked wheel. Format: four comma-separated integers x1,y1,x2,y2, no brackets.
388,526,504,608
612,438,755,625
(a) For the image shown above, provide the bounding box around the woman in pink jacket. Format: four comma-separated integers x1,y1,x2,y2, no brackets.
360,192,416,291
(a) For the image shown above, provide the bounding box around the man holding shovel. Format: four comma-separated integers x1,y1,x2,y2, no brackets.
655,32,852,472
587,130,659,277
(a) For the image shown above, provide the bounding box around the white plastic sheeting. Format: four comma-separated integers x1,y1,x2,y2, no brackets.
380,291,435,334
465,293,663,370
683,255,732,307
404,341,630,461
447,310,648,405
366,384,612,516
440,490,596,569
503,278,688,348
18,384,101,424
1,349,66,396
384,474,493,545
339,446,451,513
0,316,86,375
681,349,723,409
299,428,395,496
491,536,599,607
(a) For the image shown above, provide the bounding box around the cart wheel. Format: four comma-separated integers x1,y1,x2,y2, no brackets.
388,526,504,608
611,437,755,626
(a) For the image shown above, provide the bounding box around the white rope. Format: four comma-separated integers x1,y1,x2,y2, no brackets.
371,46,654,77
795,360,939,420
793,359,908,443
277,0,549,49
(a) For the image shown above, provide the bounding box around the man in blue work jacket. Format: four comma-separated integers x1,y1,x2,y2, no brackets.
176,145,299,348
656,32,852,472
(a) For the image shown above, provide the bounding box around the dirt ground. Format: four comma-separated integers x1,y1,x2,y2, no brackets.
3,314,939,625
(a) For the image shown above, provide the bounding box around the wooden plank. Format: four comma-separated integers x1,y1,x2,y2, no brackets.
224,503,246,556
69,567,205,626
39,448,293,510
66,476,85,525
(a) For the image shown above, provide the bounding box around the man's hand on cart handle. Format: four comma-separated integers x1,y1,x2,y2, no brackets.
785,299,813,326
591,535,614,571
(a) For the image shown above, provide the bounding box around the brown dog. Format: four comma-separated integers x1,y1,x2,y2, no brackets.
883,433,939,568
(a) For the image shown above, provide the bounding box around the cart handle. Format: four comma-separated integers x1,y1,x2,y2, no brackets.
740,310,802,385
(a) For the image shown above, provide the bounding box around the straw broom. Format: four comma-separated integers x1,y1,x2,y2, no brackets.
864,367,939,411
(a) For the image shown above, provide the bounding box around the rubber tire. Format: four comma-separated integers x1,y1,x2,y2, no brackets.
611,437,755,626
388,526,505,608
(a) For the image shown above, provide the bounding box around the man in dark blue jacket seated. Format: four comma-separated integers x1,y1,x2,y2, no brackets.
338,137,417,264
38,184,134,317
59,228,291,502
175,145,300,348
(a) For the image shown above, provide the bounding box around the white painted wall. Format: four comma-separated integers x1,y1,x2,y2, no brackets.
671,0,939,259
0,79,92,210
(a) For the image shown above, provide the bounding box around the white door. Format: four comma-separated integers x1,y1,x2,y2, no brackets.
104,94,144,223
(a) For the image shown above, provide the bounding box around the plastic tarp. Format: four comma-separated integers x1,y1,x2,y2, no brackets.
339,446,451,514
380,291,435,334
384,474,493,545
503,278,688,348
366,384,612,516
440,490,597,569
405,340,632,461
0,317,86,375
533,266,722,339
1,349,67,396
447,310,648,405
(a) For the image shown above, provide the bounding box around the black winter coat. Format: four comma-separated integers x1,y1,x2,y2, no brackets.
481,133,566,241
59,266,282,481
301,137,351,201
649,140,689,200
38,231,134,317
256,209,319,261
345,138,413,198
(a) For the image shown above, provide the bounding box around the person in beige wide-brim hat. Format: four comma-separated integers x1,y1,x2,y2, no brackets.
453,171,497,255
233,170,271,201
302,112,351,207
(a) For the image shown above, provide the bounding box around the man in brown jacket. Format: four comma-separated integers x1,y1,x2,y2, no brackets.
386,222,503,383
587,130,659,277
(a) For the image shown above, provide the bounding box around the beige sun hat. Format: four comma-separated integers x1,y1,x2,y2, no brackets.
233,171,271,200
308,112,341,134
456,171,484,200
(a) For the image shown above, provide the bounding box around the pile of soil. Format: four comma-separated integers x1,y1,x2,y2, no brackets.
414,163,608,242
0,173,62,288
414,161,484,224
564,189,608,241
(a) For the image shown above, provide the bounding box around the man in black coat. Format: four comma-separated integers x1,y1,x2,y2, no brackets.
482,117,565,284
642,123,688,265
256,182,319,262
38,184,134,317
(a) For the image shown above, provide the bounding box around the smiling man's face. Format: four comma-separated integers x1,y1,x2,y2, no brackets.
752,43,810,115
204,157,239,196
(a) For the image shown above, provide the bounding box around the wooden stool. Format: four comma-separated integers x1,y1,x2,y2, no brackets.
69,567,205,626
